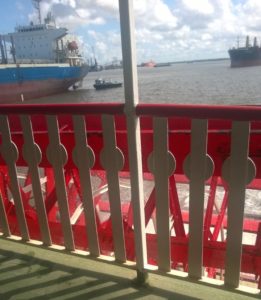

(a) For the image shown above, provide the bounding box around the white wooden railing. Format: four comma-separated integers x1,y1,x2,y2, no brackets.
136,103,261,289
0,103,260,294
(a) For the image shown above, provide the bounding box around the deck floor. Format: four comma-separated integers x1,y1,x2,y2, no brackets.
0,237,259,300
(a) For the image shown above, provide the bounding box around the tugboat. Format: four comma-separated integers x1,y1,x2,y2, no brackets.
93,78,122,90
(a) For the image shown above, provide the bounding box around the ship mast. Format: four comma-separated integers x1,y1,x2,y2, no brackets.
32,0,42,24
253,37,257,47
245,35,249,48
0,35,7,64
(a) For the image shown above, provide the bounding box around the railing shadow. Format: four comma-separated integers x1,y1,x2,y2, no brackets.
0,247,199,300
0,240,259,300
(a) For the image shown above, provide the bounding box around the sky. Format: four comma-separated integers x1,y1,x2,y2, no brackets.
1,0,261,64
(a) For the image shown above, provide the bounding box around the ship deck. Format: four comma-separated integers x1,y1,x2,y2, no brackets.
0,238,259,300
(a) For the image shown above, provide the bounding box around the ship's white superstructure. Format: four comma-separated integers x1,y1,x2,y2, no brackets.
1,13,71,64
10,23,67,63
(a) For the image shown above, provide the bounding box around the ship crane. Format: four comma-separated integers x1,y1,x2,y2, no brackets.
246,35,250,48
32,0,42,24
0,35,7,64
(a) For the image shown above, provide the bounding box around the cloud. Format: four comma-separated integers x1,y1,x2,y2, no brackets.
29,0,112,28
134,0,178,30
236,0,261,32
182,0,214,15
27,0,261,63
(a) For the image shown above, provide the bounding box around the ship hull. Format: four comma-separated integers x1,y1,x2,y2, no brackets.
228,47,261,68
0,64,89,103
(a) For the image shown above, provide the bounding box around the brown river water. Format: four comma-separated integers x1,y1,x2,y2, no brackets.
25,59,261,105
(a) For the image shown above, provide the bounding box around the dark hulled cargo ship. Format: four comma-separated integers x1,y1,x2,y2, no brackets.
228,36,261,68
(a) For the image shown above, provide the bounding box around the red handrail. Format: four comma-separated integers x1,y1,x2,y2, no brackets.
136,103,261,121
0,103,261,121
0,103,125,115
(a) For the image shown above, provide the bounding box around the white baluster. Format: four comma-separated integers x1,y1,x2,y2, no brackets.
101,114,126,262
21,115,52,246
0,192,11,236
46,115,74,251
223,121,254,288
72,115,100,256
0,115,29,241
148,117,175,271
184,119,212,279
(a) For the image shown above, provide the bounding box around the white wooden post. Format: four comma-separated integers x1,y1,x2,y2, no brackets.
152,117,174,271
101,115,126,262
188,119,208,279
0,115,29,241
119,0,148,283
224,121,250,288
21,115,52,246
46,116,75,251
0,192,11,237
72,115,100,256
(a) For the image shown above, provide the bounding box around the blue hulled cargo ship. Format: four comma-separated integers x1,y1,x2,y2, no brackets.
228,36,261,68
0,0,88,102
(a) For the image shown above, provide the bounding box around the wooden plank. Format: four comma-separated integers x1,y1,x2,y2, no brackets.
119,0,147,274
224,121,250,288
188,119,208,279
0,191,11,236
125,115,147,272
119,1,139,108
153,117,171,271
0,115,29,241
72,115,100,256
46,115,74,251
101,115,126,262
20,115,52,246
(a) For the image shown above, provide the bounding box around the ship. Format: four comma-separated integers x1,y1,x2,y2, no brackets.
140,60,156,67
228,36,261,68
155,62,171,67
0,0,88,103
93,78,122,90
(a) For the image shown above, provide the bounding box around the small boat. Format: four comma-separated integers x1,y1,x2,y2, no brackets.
93,78,122,90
